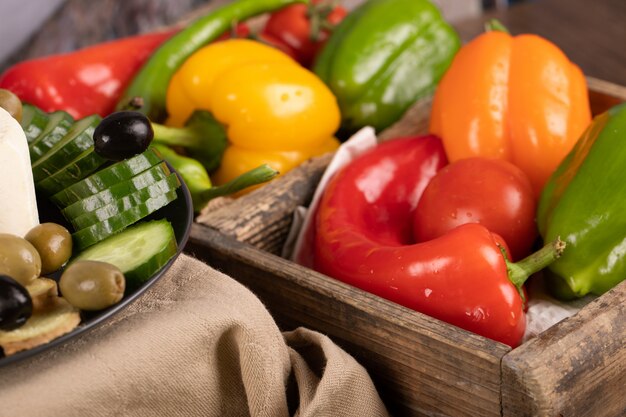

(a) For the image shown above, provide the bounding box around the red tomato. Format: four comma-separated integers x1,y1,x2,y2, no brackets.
255,32,298,60
262,0,347,67
216,22,298,60
412,157,537,260
216,23,251,41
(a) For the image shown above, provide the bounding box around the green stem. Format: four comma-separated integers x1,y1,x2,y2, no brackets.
151,123,197,148
500,238,566,299
485,18,510,34
201,164,279,201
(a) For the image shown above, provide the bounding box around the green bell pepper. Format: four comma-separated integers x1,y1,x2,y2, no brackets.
537,103,626,299
313,0,460,134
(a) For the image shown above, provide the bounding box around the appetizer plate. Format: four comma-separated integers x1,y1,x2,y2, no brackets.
0,165,193,367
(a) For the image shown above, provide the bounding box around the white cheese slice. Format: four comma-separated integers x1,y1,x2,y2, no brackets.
0,107,39,237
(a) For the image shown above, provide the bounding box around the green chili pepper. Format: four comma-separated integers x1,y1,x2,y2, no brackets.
152,144,278,212
314,0,460,134
117,0,306,121
537,103,626,299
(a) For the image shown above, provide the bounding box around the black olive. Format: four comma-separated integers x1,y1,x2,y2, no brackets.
0,275,33,331
93,111,154,161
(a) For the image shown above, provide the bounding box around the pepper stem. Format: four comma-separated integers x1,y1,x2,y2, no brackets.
485,19,510,34
201,164,279,201
151,123,197,148
499,238,566,299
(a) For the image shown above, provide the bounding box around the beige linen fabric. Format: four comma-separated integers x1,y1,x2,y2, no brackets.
0,254,389,417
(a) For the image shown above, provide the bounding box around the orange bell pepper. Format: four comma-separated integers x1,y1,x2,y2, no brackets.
429,22,591,196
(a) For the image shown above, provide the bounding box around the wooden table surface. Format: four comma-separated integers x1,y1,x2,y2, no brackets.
453,0,626,86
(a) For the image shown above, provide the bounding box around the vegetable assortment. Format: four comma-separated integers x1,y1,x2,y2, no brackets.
0,94,185,355
0,0,624,354
313,136,562,347
116,0,306,121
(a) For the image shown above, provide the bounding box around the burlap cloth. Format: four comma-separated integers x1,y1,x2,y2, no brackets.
0,254,389,417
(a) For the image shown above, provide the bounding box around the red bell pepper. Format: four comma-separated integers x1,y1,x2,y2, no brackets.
313,136,564,347
0,30,175,119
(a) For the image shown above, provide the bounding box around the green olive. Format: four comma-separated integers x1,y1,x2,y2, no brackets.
0,89,22,123
59,261,125,311
0,234,41,286
25,223,73,274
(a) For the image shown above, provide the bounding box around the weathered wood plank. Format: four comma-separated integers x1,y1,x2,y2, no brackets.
501,280,626,416
187,225,510,417
195,153,333,255
586,77,626,114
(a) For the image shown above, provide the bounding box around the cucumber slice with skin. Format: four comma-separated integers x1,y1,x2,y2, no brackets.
70,174,180,230
28,111,74,163
31,115,101,182
61,163,171,219
72,219,178,291
36,148,109,196
72,190,178,250
20,104,50,144
52,148,163,207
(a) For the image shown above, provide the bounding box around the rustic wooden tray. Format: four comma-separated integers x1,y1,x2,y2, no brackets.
187,77,626,417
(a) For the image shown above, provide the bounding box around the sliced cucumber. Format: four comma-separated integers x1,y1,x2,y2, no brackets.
72,190,178,250
36,148,109,196
31,115,101,182
71,219,178,290
61,163,172,219
28,111,74,163
51,148,163,207
70,174,180,230
20,104,50,144
61,162,170,220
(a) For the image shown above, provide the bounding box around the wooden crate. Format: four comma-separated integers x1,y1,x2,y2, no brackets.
187,78,626,417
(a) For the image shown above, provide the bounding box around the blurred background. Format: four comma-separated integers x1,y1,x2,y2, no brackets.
0,0,526,67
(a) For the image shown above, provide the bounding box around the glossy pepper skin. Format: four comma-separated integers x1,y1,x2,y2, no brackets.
314,136,563,347
430,25,591,197
538,103,626,299
117,0,306,121
0,31,174,119
262,0,348,68
314,0,460,134
165,39,340,187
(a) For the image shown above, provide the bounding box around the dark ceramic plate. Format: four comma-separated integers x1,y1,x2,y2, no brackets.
0,166,193,367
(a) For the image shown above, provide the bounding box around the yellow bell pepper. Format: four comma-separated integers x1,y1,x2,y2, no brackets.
165,39,340,186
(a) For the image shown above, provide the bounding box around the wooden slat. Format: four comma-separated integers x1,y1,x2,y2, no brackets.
501,280,626,416
187,226,510,417
195,153,332,255
586,77,626,114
